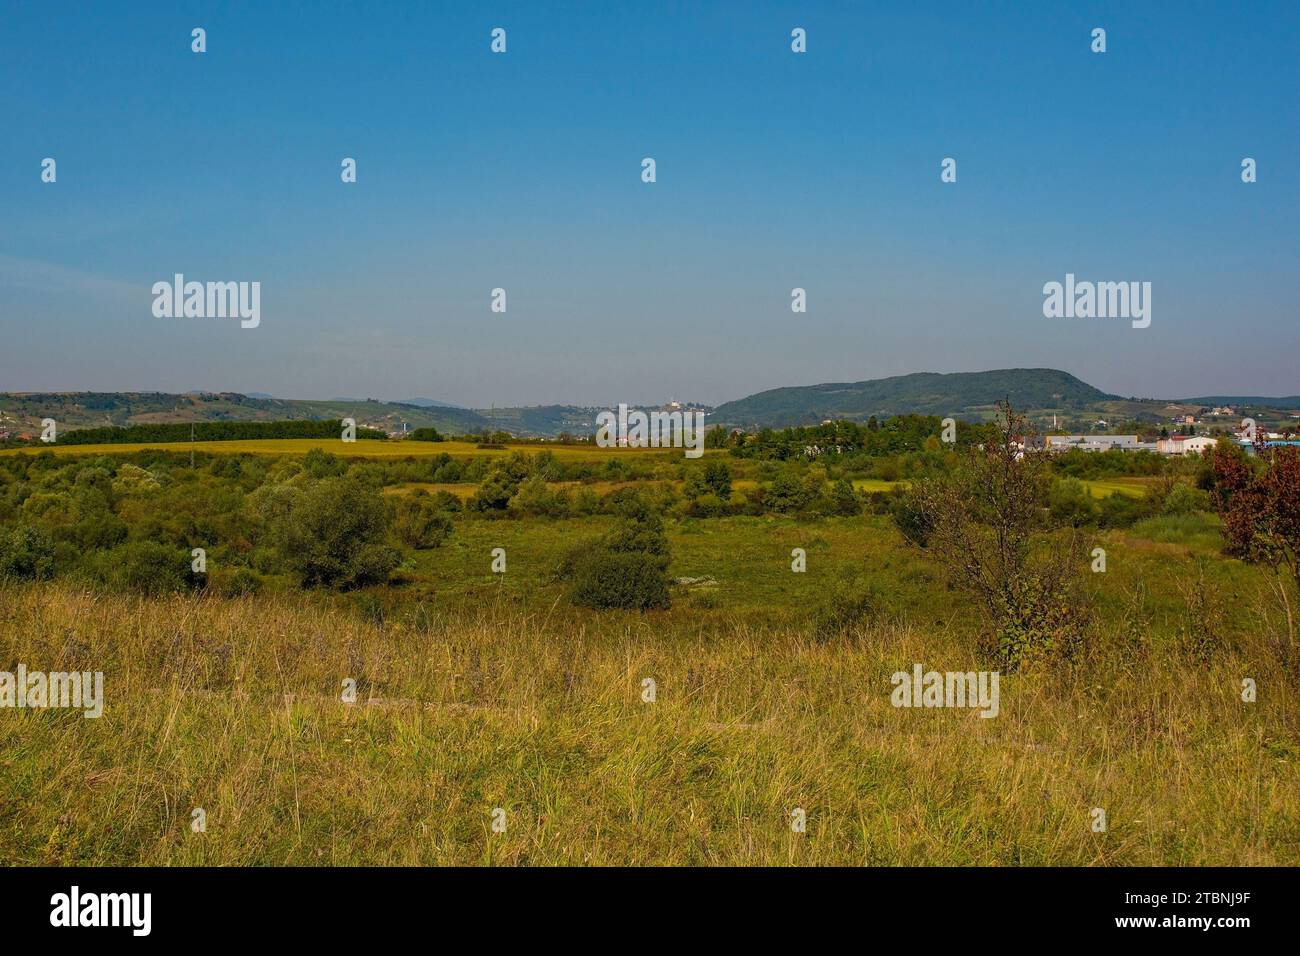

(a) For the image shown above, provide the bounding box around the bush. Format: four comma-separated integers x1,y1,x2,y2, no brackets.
1098,492,1143,528
684,492,727,518
889,489,933,546
94,539,196,594
219,566,264,597
702,460,732,500
766,472,807,513
567,550,671,610
1161,481,1210,516
274,478,402,588
468,470,518,513
0,525,56,580
507,475,567,518
561,508,672,610
898,403,1089,668
72,510,129,550
1048,477,1100,527
389,492,453,548
813,573,879,638
830,478,861,515
430,490,462,513
993,570,1087,667
302,447,347,479
111,463,161,495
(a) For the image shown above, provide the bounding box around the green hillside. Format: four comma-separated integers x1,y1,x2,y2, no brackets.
1179,395,1300,409
473,404,601,436
0,392,492,437
0,391,611,439
710,368,1115,428
6,371,1297,441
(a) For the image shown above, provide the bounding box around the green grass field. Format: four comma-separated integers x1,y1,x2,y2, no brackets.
1079,477,1154,499
3,505,1297,865
851,478,904,493
4,439,1294,866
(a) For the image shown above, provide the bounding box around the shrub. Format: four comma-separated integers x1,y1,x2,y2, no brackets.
0,525,56,580
993,569,1087,667
830,478,861,515
389,492,453,548
1048,477,1100,527
302,447,347,479
571,487,600,516
1097,492,1142,528
1161,481,1209,516
888,489,933,546
94,540,196,594
813,573,879,638
899,403,1089,667
684,492,727,518
702,460,732,500
561,507,672,610
220,567,264,597
111,463,161,495
72,510,129,551
567,550,671,610
468,469,518,513
274,478,402,589
507,475,566,518
766,472,807,513
430,490,462,513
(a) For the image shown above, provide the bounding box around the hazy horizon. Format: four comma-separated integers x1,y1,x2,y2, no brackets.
3,361,1298,411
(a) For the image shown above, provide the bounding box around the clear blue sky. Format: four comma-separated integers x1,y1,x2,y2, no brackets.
2,0,1297,407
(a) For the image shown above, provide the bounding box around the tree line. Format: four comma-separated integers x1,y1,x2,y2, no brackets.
52,419,389,445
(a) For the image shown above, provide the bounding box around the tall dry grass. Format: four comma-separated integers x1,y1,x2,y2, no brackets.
1,580,1296,865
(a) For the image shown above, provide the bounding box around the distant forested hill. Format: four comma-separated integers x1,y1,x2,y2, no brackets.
0,392,492,436
6,372,1297,440
1179,395,1300,409
710,369,1116,428
0,391,604,439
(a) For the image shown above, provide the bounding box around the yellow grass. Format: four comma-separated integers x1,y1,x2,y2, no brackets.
2,580,1296,866
0,439,701,461
1079,478,1153,499
852,479,904,493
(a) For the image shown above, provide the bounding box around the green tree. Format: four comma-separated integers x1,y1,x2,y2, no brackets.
0,525,55,580
702,460,732,500
275,477,402,588
830,478,860,515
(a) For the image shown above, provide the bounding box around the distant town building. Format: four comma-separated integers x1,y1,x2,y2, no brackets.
1157,435,1216,455
1045,435,1141,452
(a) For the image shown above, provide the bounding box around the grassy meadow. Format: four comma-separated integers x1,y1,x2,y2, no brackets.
3,512,1299,865
1,435,1297,866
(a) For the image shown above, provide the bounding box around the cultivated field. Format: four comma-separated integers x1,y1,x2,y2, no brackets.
0,439,687,461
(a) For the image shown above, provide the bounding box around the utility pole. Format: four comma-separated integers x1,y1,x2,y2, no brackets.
190,422,195,468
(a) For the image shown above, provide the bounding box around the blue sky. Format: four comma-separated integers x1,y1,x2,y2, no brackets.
2,1,1297,407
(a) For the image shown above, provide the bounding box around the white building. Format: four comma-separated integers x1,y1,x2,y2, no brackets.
1045,435,1142,453
1157,435,1217,455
